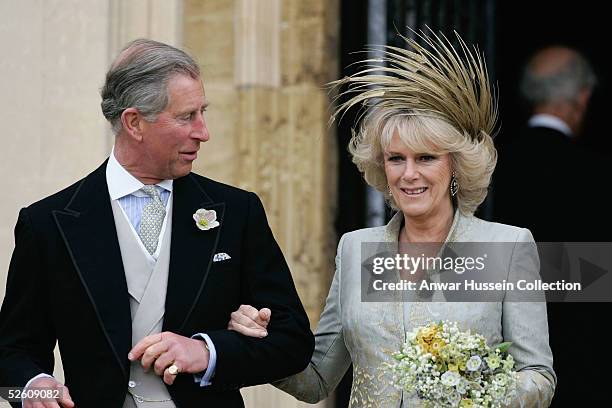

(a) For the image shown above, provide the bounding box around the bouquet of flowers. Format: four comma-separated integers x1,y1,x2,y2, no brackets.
386,321,518,408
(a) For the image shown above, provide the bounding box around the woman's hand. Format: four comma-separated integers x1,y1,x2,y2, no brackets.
228,304,271,338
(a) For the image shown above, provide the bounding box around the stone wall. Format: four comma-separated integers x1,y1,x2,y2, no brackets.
184,1,339,406
185,0,338,327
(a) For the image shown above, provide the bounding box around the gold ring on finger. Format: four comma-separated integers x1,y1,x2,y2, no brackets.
168,364,180,375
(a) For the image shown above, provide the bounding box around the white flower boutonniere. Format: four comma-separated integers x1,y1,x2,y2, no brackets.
193,209,220,231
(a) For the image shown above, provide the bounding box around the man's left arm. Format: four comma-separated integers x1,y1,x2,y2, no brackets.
204,192,314,388
190,333,215,386
129,192,313,389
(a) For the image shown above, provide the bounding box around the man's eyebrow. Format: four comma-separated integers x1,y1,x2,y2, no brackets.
177,102,209,115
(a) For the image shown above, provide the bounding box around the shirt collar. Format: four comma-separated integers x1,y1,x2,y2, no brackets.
528,114,573,138
106,146,173,200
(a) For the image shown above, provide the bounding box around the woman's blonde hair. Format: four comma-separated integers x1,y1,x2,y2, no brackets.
331,30,498,215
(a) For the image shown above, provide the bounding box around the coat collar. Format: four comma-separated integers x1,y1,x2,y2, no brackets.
163,174,224,332
381,208,467,243
53,161,132,378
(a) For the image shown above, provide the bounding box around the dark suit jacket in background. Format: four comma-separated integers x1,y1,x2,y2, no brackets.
0,161,314,408
494,125,610,241
493,125,611,406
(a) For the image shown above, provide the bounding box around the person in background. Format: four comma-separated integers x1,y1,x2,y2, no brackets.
524,46,595,139
494,45,600,241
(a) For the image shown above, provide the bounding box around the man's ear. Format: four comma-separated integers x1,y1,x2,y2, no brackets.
576,88,592,113
120,108,144,141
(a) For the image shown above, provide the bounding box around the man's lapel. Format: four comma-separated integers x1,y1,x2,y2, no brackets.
52,162,131,378
163,174,225,332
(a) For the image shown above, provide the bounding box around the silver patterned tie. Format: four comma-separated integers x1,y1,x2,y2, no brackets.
139,185,166,255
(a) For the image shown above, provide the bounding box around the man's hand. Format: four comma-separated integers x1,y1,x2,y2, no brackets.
23,377,74,408
128,332,210,385
227,304,271,338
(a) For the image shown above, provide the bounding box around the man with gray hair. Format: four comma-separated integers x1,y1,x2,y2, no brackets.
494,45,602,241
520,45,597,139
0,39,313,408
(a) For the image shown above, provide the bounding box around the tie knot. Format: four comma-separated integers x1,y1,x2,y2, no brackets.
141,185,161,199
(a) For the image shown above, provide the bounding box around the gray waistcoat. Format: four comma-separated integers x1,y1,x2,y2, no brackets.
111,199,177,408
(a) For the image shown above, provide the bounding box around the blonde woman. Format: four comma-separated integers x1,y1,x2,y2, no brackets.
228,30,556,407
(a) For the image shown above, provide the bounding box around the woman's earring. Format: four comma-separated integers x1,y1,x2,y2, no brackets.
450,171,458,197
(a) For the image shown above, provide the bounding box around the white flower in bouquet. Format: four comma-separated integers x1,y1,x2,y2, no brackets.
466,356,482,372
385,321,518,408
441,371,461,387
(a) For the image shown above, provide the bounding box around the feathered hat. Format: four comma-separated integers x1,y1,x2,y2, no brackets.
330,28,498,142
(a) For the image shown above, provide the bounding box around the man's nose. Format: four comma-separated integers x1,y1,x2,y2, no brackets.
192,112,210,142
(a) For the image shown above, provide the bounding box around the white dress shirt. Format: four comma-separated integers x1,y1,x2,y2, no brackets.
528,113,573,138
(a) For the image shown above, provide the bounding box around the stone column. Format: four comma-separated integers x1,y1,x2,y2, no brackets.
107,0,183,146
184,0,339,406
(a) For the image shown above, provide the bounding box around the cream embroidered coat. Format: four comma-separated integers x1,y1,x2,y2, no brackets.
275,211,556,407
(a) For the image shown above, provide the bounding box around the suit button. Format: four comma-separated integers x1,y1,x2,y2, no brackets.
128,381,136,388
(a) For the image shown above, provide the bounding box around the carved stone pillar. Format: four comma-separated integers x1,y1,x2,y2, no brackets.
106,0,183,147
185,0,339,406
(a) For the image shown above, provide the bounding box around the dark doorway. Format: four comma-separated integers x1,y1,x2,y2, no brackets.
496,2,611,407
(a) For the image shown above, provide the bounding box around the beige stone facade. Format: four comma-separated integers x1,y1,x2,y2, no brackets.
184,2,338,405
184,0,338,328
1,0,338,407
